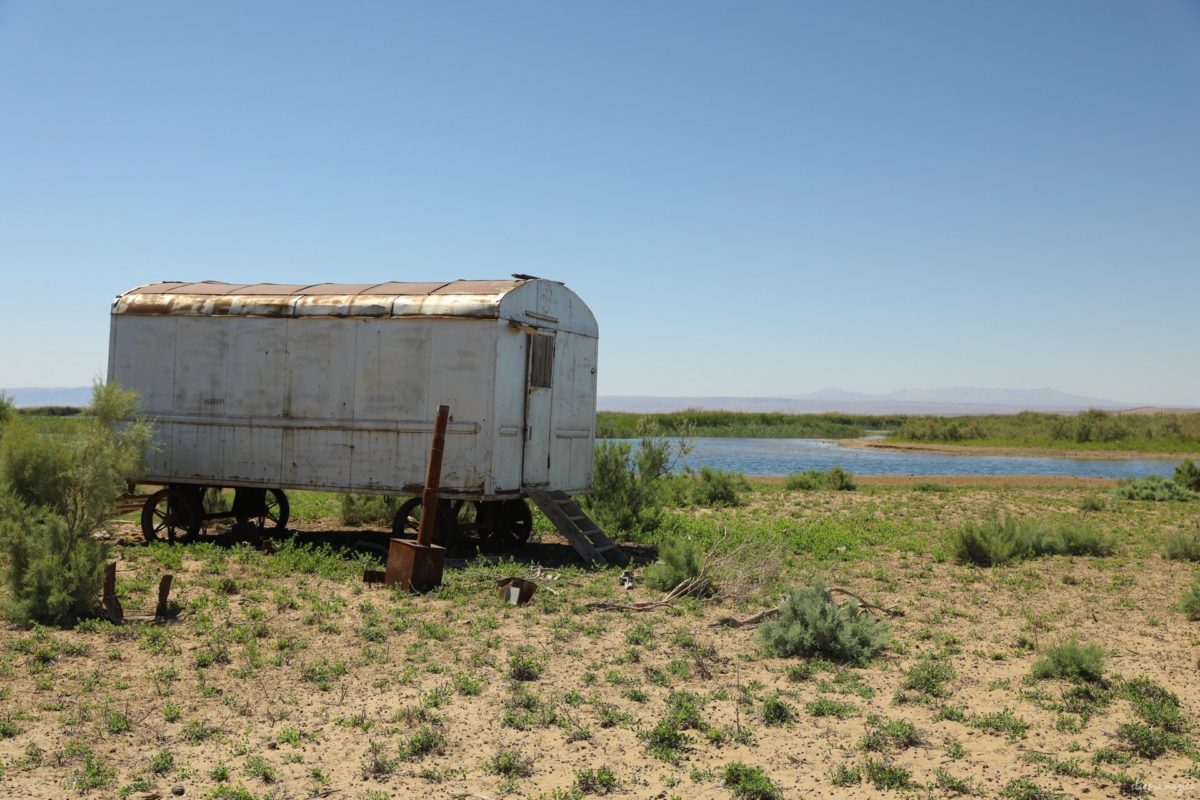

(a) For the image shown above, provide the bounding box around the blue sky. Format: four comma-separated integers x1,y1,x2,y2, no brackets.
2,1,1198,405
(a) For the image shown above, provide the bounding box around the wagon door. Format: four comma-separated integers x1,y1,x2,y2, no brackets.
522,332,555,486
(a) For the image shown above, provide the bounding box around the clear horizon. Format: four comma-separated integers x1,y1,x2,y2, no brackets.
2,2,1198,405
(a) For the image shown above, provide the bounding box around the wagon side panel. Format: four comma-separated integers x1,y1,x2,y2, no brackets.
221,318,287,484
281,318,356,488
350,318,432,491
110,315,177,479
426,319,495,494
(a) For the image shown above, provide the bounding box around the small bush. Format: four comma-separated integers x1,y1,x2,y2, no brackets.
507,647,544,681
691,467,748,507
1031,638,1106,683
1162,532,1200,562
759,579,888,663
1115,475,1199,502
583,427,688,535
644,539,713,597
785,466,856,491
760,695,795,726
1181,584,1200,620
951,516,1113,567
863,758,913,790
902,657,954,698
1117,722,1187,759
574,765,618,794
1175,459,1200,492
722,762,782,800
1078,494,1107,513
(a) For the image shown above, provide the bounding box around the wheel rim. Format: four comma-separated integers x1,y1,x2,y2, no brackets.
142,488,199,544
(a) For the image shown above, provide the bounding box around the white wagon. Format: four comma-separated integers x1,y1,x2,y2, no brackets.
108,278,624,562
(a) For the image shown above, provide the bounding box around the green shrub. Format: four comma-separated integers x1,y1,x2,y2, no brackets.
785,466,856,491
1031,638,1106,683
583,428,686,534
644,539,713,597
721,762,782,800
950,517,1027,567
902,657,954,698
574,765,618,794
1175,459,1200,491
0,393,13,427
951,516,1113,567
1115,475,1199,502
1161,532,1200,562
691,467,748,507
1181,584,1200,620
339,494,404,527
759,578,888,663
0,383,151,626
1078,494,1107,513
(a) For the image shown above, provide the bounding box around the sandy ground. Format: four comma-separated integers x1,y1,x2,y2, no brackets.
1,484,1199,799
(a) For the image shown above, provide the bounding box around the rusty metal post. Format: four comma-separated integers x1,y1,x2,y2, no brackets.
102,562,123,623
416,405,450,547
385,405,450,592
155,575,174,618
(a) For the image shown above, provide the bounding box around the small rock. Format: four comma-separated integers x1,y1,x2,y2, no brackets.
171,786,185,796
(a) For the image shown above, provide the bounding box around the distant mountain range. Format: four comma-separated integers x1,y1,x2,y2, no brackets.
599,388,1154,416
3,385,1189,416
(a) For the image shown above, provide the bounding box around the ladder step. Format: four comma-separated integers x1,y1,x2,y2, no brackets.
594,544,620,552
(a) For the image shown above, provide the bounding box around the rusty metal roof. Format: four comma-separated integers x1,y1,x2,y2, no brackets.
111,279,556,321
126,280,526,297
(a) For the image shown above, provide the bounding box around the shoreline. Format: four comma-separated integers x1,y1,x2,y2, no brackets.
839,437,1199,462
748,474,1120,488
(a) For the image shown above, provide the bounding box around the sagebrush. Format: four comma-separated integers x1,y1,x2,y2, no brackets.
759,578,888,663
1115,475,1199,502
950,516,1113,567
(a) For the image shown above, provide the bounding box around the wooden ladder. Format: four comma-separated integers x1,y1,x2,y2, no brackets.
525,489,629,567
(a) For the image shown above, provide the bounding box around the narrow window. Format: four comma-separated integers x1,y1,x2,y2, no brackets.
529,334,554,388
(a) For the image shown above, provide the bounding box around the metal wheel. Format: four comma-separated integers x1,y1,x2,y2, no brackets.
495,498,533,545
141,487,202,544
392,497,458,549
233,488,290,531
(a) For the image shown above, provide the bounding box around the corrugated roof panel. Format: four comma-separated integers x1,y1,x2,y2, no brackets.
433,280,523,295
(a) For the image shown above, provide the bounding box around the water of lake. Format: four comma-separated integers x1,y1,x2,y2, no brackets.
616,438,1182,479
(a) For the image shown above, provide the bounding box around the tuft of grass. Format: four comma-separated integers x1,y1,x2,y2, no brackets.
971,708,1029,740
760,695,795,726
828,763,862,786
806,698,857,719
400,725,445,760
1030,638,1106,683
487,748,533,778
1181,583,1200,620
574,765,618,795
862,758,913,790
721,762,783,800
1116,723,1187,759
507,647,545,681
1162,532,1200,561
785,466,856,492
902,657,954,698
859,716,922,752
759,578,888,663
1001,777,1053,800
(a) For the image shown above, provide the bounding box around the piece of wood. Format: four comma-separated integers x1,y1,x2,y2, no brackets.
102,562,123,623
